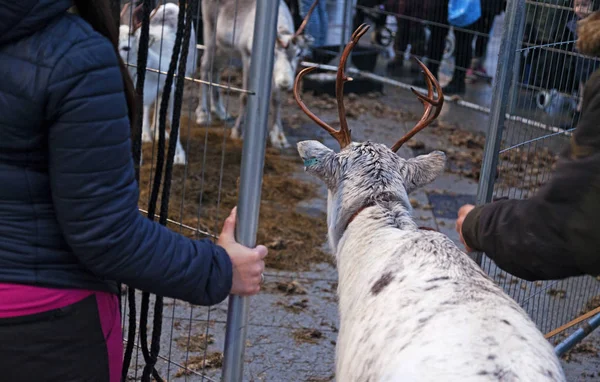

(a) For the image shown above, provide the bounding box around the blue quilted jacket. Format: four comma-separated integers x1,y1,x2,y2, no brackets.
0,0,233,306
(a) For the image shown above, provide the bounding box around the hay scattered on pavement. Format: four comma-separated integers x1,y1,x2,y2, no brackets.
138,117,329,271
175,352,224,377
292,328,324,344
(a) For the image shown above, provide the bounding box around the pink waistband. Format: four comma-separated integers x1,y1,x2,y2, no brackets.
0,283,122,382
0,282,96,318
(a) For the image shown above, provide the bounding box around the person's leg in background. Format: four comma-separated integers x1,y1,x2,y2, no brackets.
408,1,427,72
467,0,507,83
299,0,327,50
414,0,448,87
387,0,427,76
387,0,411,75
466,14,491,83
445,25,472,94
316,0,329,47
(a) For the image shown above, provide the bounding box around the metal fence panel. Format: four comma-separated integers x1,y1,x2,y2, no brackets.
118,0,277,380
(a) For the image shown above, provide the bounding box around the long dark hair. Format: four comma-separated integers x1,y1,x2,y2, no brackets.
72,0,138,130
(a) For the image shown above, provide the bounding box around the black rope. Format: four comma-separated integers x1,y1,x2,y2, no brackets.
139,0,197,380
121,0,152,381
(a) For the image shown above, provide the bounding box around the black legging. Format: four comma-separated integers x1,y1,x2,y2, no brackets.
471,12,495,59
421,0,449,77
451,4,505,83
393,1,426,58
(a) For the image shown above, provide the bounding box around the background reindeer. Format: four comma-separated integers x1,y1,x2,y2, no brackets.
293,24,566,382
196,0,318,149
119,1,198,165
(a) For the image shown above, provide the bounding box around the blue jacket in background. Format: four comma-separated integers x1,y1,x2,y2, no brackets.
0,0,233,306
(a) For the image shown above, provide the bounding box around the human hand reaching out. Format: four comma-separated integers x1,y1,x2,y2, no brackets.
455,204,475,253
218,207,268,296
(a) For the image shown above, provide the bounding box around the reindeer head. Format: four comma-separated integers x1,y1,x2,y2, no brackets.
118,2,143,67
118,2,163,68
294,24,446,249
272,0,319,91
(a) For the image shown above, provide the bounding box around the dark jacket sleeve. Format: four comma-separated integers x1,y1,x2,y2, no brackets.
45,33,232,305
462,69,600,281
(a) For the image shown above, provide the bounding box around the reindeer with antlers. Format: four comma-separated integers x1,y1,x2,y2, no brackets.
294,24,565,381
196,0,319,149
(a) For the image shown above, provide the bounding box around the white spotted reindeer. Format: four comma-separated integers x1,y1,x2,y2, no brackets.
293,24,566,381
119,2,198,166
196,0,318,149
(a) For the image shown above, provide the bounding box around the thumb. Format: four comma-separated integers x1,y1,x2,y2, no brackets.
220,207,237,242
254,245,268,259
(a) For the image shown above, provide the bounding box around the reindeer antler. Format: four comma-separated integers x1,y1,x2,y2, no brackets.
278,0,320,48
390,59,444,152
293,23,370,150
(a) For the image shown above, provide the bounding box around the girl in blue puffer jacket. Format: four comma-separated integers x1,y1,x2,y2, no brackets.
0,1,268,381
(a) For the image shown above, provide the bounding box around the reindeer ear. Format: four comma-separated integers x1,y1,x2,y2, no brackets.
402,150,446,193
297,140,336,179
131,3,144,30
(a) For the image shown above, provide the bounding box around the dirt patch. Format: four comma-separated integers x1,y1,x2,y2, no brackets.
137,118,329,271
415,122,560,192
175,352,224,377
263,280,308,295
175,333,214,353
276,298,309,314
580,294,600,315
561,342,599,363
547,289,567,299
306,376,335,382
292,328,324,344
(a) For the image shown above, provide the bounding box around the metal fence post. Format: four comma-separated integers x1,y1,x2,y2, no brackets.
506,5,527,115
221,1,280,380
472,0,526,265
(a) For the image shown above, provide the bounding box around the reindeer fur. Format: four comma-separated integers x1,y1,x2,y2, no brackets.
297,140,566,381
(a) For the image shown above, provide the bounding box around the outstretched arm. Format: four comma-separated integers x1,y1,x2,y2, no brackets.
459,199,583,281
